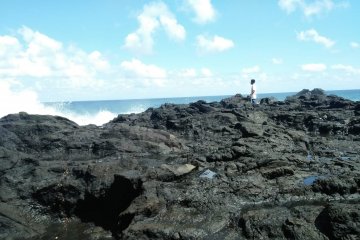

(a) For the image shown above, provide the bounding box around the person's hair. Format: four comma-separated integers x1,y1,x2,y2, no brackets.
251,79,255,84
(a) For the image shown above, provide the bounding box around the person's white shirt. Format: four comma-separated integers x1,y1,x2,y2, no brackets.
251,84,257,99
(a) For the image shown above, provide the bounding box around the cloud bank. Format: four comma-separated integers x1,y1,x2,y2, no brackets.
278,0,348,17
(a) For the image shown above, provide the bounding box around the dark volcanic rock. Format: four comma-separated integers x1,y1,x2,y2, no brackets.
1,89,360,240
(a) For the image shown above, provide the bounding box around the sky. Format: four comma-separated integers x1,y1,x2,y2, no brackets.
0,0,359,102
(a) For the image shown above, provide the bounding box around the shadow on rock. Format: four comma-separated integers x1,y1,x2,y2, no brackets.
74,175,142,237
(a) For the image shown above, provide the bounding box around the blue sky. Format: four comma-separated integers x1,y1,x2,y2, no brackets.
0,0,359,102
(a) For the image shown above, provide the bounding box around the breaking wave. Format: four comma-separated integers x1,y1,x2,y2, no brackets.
0,83,134,126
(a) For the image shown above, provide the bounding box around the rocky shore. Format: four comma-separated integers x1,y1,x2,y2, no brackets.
1,89,359,240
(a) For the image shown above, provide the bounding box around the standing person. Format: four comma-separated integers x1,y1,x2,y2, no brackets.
250,79,257,105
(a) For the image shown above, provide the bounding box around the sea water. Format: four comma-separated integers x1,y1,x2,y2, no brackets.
3,89,360,126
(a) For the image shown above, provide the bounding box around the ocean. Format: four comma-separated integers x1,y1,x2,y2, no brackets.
3,89,360,126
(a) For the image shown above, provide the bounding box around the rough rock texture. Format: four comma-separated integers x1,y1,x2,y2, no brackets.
1,88,359,240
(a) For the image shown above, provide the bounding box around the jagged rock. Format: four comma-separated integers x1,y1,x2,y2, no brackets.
260,96,278,105
1,89,360,239
315,203,360,239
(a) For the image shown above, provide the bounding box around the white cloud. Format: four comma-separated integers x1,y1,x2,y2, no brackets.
272,58,283,64
242,66,261,74
196,35,234,53
0,27,243,105
301,63,327,72
124,1,185,54
160,15,186,40
303,0,335,17
350,42,359,48
179,68,197,77
0,27,106,89
176,67,212,78
120,58,167,78
19,26,62,53
120,58,167,87
89,51,110,71
278,0,348,17
185,0,216,24
0,35,22,56
278,0,301,13
201,68,213,77
0,26,62,78
297,29,335,48
332,64,360,74
240,66,265,86
0,27,231,102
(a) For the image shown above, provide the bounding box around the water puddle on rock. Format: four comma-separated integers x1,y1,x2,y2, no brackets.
303,176,319,186
306,152,313,161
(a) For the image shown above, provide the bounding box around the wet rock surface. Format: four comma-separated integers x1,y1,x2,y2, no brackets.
1,89,360,239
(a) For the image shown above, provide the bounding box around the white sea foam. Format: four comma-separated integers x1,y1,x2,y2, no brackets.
61,110,117,126
0,83,117,126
